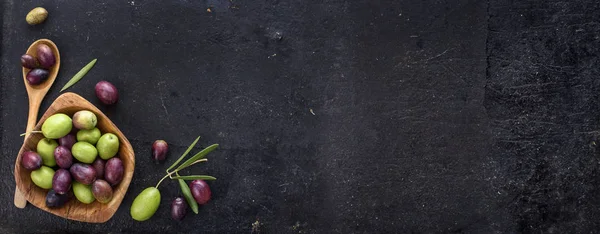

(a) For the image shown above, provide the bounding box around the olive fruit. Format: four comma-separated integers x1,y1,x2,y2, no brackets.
73,181,95,204
189,180,211,205
54,145,73,169
36,43,55,69
41,113,72,139
58,133,77,149
26,68,49,85
26,7,48,25
69,163,97,185
52,169,72,194
92,158,106,180
105,157,124,186
71,142,98,163
37,138,58,167
152,140,169,162
72,110,97,130
171,197,187,221
97,133,119,160
31,166,55,189
21,54,39,69
76,128,101,145
95,81,119,105
131,187,161,221
21,151,42,170
46,189,70,208
92,180,113,203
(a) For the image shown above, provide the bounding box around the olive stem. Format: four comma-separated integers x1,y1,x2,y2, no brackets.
168,159,208,179
155,159,208,188
19,130,42,137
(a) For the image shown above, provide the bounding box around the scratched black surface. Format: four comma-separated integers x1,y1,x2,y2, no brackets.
0,0,599,233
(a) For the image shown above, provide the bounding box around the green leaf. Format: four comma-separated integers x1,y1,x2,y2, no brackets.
60,59,97,92
178,177,199,214
170,175,217,181
166,136,201,172
174,144,219,171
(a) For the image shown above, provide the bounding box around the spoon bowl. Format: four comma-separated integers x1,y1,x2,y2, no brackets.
22,39,60,91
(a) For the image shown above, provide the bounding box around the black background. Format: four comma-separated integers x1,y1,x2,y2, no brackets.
1,0,599,233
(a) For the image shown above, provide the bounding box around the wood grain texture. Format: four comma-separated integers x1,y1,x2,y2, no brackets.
14,39,61,208
14,92,135,223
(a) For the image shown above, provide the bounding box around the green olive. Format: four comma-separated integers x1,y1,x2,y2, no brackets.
31,166,55,189
42,114,72,139
73,181,95,204
26,7,48,25
37,138,58,167
71,142,98,164
130,187,161,221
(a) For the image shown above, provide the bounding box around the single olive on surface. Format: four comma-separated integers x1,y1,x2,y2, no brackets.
95,81,119,105
92,158,106,180
130,187,161,221
21,54,39,69
26,68,49,85
52,169,72,194
21,151,42,170
54,145,73,169
152,140,169,162
58,133,76,150
189,180,211,205
92,180,113,203
171,197,187,221
26,7,48,25
104,157,124,186
46,189,70,209
69,163,97,185
36,43,55,69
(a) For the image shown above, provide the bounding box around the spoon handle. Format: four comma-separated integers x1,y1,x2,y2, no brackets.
14,97,42,208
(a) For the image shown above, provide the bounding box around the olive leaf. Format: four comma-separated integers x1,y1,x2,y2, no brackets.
174,144,219,171
170,175,216,181
166,136,201,173
177,174,199,214
60,59,97,92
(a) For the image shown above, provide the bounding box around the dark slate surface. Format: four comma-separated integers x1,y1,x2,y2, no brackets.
0,0,598,233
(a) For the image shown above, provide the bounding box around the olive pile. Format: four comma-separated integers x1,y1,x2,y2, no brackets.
21,43,56,85
21,110,124,208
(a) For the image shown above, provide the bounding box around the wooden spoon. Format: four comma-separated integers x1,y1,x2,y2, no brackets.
14,39,61,208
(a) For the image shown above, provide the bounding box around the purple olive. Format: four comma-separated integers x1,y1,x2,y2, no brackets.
104,157,124,186
92,158,106,180
58,133,77,150
26,68,49,85
92,179,113,203
95,81,119,105
69,163,97,185
152,140,169,162
21,54,39,69
189,180,211,205
171,197,187,220
46,189,70,208
21,151,42,170
54,146,73,169
36,44,55,69
52,169,72,194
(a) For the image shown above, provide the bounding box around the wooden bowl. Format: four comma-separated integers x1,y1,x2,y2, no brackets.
14,92,135,223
